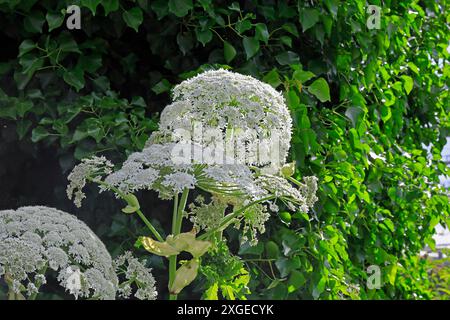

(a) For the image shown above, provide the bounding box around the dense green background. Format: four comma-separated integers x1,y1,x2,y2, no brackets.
0,0,449,299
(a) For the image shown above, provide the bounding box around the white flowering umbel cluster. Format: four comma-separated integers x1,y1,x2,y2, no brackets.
67,69,318,246
0,206,157,300
0,206,117,299
113,251,157,300
157,69,293,167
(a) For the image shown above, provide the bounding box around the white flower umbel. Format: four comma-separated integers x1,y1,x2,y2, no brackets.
0,206,117,300
67,156,113,208
113,251,157,300
157,69,293,168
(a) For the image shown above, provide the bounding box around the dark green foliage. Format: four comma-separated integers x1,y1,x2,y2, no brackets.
0,0,449,299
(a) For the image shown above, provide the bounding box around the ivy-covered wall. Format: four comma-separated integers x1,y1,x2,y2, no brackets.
0,0,449,299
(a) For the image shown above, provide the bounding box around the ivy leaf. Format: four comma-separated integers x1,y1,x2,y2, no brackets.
242,36,259,60
46,12,64,32
81,0,101,15
177,32,194,55
168,0,193,17
263,69,281,88
312,277,326,299
293,69,315,83
102,0,120,15
223,41,236,63
255,23,269,44
195,28,213,46
152,79,171,94
380,105,392,122
275,51,299,65
24,11,45,33
401,75,413,94
151,0,169,19
57,33,81,54
18,40,36,58
280,35,292,47
63,68,85,92
287,270,306,293
307,78,331,102
123,7,144,32
16,119,32,140
282,23,299,37
345,106,365,128
235,19,252,34
16,101,33,117
31,126,50,142
299,8,319,32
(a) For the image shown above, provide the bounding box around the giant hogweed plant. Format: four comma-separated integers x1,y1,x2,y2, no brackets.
67,70,318,299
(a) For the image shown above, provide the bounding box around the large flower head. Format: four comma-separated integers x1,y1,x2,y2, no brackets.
155,69,293,168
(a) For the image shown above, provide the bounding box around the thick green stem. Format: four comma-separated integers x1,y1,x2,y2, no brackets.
169,194,179,300
168,189,189,300
5,273,25,300
176,189,189,234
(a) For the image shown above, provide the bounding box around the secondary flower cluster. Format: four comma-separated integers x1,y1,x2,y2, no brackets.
0,206,156,300
113,251,158,300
